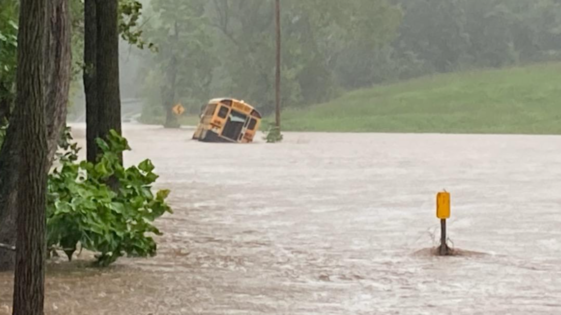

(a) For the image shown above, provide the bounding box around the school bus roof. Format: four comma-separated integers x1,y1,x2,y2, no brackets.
209,98,252,107
208,98,261,118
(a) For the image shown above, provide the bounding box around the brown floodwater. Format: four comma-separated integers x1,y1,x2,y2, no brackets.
1,124,561,314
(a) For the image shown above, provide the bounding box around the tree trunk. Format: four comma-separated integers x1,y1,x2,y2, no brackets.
163,22,179,129
0,122,19,271
12,0,49,314
0,0,71,272
96,0,122,155
84,0,99,163
162,55,178,128
45,0,71,165
0,98,9,124
86,0,124,162
0,83,12,123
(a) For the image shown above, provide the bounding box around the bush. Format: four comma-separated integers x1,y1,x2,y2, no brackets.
264,126,283,143
47,128,172,266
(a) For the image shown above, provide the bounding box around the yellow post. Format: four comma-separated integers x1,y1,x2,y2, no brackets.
436,191,451,255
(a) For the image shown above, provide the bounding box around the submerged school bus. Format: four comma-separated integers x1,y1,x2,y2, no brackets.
193,98,262,143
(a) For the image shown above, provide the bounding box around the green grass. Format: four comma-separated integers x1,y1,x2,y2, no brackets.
280,62,561,134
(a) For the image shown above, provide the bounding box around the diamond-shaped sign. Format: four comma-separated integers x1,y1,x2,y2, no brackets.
172,103,185,115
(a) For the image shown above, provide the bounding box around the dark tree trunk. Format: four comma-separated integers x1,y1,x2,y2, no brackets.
162,55,179,128
0,0,71,272
163,22,179,129
84,0,99,163
0,83,12,123
12,0,49,314
0,122,19,271
45,0,71,165
0,99,9,123
96,0,122,156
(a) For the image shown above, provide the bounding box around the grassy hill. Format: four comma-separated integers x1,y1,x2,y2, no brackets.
279,63,561,134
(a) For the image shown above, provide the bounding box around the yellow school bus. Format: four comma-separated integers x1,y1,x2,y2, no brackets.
192,98,262,143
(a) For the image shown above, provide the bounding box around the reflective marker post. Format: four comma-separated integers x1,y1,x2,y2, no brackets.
440,219,447,255
436,191,451,256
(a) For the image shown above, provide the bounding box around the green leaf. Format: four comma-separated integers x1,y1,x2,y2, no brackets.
94,162,109,176
138,159,155,173
141,187,154,199
156,189,170,200
96,138,110,152
131,196,145,209
79,160,93,170
145,172,159,183
110,202,126,214
54,201,72,214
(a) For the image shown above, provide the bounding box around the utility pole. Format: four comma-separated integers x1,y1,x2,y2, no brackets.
275,0,281,129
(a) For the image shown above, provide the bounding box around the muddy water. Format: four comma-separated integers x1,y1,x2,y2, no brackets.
1,124,561,314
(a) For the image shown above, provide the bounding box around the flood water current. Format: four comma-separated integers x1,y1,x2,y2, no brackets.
1,124,560,314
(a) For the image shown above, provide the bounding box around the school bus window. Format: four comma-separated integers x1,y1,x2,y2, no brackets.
204,104,217,116
248,118,257,130
218,106,229,119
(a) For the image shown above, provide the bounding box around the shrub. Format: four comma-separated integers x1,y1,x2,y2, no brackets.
47,128,172,266
264,126,283,143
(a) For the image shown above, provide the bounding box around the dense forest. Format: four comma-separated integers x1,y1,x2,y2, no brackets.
132,0,561,121
2,0,561,120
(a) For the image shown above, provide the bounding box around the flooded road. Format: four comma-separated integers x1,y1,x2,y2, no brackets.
1,124,561,314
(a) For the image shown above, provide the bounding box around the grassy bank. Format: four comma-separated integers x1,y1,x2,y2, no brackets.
279,63,561,134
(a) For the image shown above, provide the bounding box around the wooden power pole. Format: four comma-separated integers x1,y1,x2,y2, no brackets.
275,0,281,129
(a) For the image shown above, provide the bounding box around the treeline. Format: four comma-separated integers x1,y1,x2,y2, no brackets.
133,0,561,121
393,0,561,75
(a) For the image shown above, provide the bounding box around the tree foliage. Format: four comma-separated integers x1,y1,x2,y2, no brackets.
1,0,152,120
137,0,216,123
208,0,402,113
134,0,561,119
137,0,402,119
5,0,561,120
0,3,17,86
394,0,561,72
0,0,18,120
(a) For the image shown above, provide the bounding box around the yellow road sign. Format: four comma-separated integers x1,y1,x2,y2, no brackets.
436,191,450,219
172,103,185,115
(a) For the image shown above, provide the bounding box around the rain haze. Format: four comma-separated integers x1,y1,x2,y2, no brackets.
1,0,561,314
